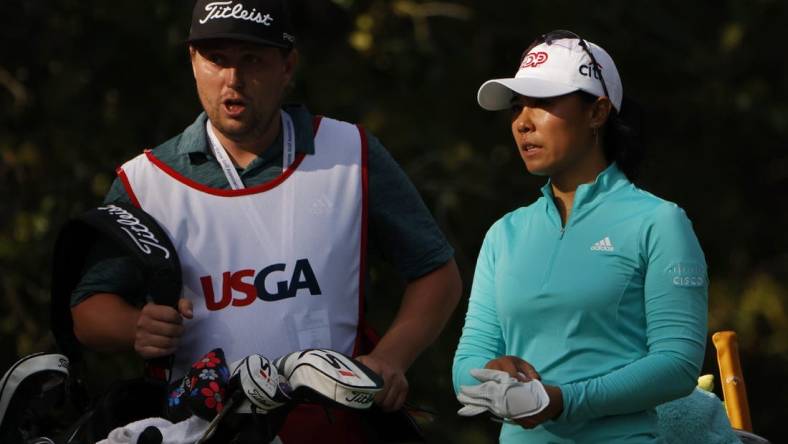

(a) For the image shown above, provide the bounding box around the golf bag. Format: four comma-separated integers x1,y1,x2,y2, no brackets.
2,202,426,443
0,203,182,443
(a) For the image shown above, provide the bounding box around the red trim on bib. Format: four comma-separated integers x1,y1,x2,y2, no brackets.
352,125,370,357
313,115,323,135
117,166,142,208
144,150,305,196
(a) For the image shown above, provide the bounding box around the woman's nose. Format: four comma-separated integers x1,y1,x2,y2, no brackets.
514,107,534,133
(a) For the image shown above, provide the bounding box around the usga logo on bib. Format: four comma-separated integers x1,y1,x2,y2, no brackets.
200,258,322,310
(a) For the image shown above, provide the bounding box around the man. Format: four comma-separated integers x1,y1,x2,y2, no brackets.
69,0,461,441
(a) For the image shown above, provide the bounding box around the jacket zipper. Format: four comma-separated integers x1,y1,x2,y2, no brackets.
541,203,568,287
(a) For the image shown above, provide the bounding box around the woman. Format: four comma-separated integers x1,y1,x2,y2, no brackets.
452,30,708,443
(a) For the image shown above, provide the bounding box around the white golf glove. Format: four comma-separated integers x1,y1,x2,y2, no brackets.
457,368,549,419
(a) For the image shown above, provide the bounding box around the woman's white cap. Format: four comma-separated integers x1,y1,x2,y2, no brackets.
477,37,623,112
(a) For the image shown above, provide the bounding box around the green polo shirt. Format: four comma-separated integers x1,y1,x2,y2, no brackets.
71,104,454,306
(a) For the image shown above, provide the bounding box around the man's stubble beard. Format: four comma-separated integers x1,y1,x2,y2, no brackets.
208,102,279,147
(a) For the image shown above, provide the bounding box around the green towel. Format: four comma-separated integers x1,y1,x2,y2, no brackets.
656,388,741,443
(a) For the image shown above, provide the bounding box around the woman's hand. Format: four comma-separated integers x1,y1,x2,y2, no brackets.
484,356,563,429
485,355,541,381
512,384,564,429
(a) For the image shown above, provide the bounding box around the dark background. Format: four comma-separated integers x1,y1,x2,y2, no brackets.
2,0,786,442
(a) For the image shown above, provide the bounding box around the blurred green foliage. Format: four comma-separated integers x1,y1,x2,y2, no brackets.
1,0,786,442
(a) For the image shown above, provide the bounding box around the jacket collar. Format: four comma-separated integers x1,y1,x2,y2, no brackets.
540,163,630,224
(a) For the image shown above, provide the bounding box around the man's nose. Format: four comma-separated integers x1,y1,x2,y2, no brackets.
225,66,244,88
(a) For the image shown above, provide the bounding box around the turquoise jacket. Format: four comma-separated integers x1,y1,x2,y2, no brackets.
453,164,708,443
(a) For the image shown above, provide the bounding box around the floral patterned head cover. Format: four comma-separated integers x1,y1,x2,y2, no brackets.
168,348,231,421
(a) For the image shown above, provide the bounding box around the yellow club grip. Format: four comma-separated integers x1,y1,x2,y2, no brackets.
712,330,752,432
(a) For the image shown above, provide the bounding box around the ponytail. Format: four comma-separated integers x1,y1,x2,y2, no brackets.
604,97,643,182
578,92,644,181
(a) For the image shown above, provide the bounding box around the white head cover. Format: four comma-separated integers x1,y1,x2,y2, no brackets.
275,349,383,409
477,36,623,112
0,353,69,426
230,354,290,413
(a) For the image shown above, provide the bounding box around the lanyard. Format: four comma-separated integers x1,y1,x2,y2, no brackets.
206,110,296,190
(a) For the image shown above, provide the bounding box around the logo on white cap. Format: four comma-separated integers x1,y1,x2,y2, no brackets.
199,1,274,26
520,52,548,69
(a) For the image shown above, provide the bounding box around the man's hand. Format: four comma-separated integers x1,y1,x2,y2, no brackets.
485,355,541,382
355,259,460,412
356,353,408,412
134,298,193,359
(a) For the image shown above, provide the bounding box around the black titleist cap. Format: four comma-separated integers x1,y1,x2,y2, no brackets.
187,0,295,48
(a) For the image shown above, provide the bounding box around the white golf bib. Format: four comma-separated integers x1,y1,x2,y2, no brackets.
119,117,367,378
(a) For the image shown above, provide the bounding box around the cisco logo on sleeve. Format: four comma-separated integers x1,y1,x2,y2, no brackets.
667,263,706,288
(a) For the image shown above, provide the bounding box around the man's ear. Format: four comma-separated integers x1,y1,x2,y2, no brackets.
188,45,198,78
282,48,299,84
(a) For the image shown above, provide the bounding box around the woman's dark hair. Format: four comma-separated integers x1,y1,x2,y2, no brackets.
577,92,643,182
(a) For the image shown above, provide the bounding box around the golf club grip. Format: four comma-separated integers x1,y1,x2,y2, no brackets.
712,330,752,432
